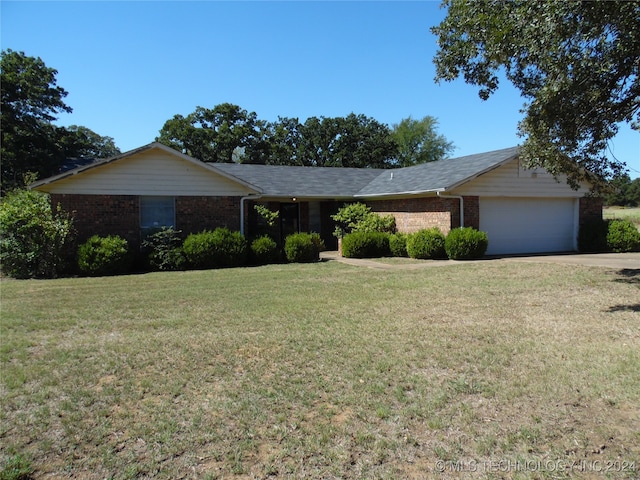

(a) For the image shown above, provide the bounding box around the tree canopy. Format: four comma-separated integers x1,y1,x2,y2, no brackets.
604,173,640,207
58,125,120,160
1,49,121,192
296,114,398,168
432,0,640,190
158,108,452,169
391,116,454,167
156,103,268,164
1,49,71,191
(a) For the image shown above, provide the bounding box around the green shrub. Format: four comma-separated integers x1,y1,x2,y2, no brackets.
250,235,280,265
607,219,640,252
341,231,390,258
309,232,326,254
578,219,610,252
445,227,489,260
331,202,373,237
77,235,131,276
357,213,396,234
0,189,73,278
183,228,247,269
389,232,408,257
284,232,320,263
141,227,186,271
331,202,396,237
406,228,446,259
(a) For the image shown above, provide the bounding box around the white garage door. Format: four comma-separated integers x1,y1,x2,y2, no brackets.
480,198,577,255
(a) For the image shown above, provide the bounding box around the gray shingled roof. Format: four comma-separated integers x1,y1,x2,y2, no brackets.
356,146,520,197
213,163,384,198
213,146,520,198
46,143,520,198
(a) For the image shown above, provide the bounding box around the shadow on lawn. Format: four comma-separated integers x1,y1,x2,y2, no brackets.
612,268,640,285
607,268,640,312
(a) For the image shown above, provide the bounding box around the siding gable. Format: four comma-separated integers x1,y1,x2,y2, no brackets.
38,149,257,196
451,158,588,197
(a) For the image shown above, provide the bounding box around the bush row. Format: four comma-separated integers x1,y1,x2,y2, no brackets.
74,228,326,276
578,219,640,253
341,227,489,260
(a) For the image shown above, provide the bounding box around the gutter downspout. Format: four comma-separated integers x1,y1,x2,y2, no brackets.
437,191,464,228
240,195,262,236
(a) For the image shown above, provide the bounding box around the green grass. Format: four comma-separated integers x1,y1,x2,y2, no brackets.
1,260,639,479
604,206,640,227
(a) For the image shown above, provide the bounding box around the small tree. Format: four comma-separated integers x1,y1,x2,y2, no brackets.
141,227,185,271
331,202,396,238
254,204,279,228
0,188,73,278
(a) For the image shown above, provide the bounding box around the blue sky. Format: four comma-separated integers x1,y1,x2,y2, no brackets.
2,1,638,178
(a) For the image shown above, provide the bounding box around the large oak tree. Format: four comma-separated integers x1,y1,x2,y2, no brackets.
1,50,120,192
156,103,268,164
432,0,640,190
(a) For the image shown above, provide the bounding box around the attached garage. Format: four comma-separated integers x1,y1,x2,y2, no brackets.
480,197,577,255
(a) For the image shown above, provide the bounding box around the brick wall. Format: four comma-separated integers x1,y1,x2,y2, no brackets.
579,196,604,224
366,196,480,234
51,194,139,246
51,193,486,251
463,196,480,230
51,194,244,249
176,196,241,234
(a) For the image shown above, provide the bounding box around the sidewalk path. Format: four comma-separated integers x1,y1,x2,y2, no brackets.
320,251,640,270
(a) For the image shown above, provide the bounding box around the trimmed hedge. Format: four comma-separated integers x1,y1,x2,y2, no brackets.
607,219,640,252
182,228,247,269
284,232,322,263
389,232,408,257
250,235,281,265
341,231,390,258
445,227,489,260
406,228,446,259
579,219,640,253
77,235,131,276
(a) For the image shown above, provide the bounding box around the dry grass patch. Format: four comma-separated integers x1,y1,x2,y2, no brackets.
1,261,639,479
604,206,640,229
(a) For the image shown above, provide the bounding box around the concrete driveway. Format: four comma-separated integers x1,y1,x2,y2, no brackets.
321,251,640,270
498,252,640,269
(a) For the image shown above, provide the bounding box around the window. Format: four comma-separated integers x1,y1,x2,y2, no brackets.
140,196,175,231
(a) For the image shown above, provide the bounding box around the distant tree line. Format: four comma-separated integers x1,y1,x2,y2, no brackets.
155,103,453,169
605,173,640,207
1,50,454,193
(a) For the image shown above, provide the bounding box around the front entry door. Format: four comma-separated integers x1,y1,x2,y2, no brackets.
280,203,300,242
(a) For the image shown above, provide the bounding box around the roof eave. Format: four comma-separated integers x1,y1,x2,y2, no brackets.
443,151,521,192
354,188,445,199
30,142,263,194
30,143,165,189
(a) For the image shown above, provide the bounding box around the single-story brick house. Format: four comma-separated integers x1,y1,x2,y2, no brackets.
31,142,602,255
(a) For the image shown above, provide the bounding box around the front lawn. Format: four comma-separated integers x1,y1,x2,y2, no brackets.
1,260,638,479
